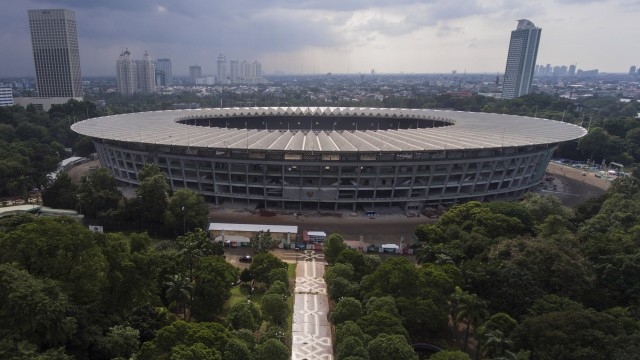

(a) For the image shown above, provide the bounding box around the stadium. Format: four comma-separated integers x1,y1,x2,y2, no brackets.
71,107,586,212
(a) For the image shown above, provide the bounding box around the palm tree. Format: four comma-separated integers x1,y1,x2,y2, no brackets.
482,330,513,359
501,350,531,360
456,293,489,352
165,274,193,320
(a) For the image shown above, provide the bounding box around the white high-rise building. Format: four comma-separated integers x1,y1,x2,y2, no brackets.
28,9,83,98
217,54,227,84
116,49,137,95
502,19,541,100
138,51,156,94
116,50,156,95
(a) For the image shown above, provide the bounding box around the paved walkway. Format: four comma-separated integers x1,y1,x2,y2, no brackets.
291,250,333,360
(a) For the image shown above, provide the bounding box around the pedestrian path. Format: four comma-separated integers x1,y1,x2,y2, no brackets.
291,250,333,360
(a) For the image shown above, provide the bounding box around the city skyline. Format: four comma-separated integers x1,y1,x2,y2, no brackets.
1,1,639,77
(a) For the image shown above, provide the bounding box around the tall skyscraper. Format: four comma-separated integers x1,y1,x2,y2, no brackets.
137,51,156,94
630,66,637,76
502,19,541,100
28,9,83,98
115,50,156,95
156,58,172,85
568,65,576,76
217,54,227,84
116,49,136,95
189,65,202,84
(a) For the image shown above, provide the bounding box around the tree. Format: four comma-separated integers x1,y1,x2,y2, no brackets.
327,276,360,302
164,189,209,235
249,253,287,284
76,167,122,218
100,232,159,315
265,280,289,298
367,334,417,360
164,274,193,320
239,268,252,283
429,350,471,360
254,338,289,360
98,325,140,360
337,336,368,360
141,321,231,360
357,311,409,341
324,263,356,283
223,338,251,360
170,343,222,360
176,228,221,279
42,171,77,209
135,165,169,225
129,304,167,343
396,297,449,336
364,296,399,317
267,267,289,288
323,233,347,264
331,297,363,325
335,321,366,349
521,193,573,224
250,230,279,253
261,293,289,326
0,217,107,305
192,256,239,320
481,329,513,359
456,293,489,352
0,263,76,348
227,302,261,331
336,249,369,280
360,257,419,299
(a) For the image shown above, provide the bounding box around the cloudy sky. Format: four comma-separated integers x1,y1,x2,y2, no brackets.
1,0,638,77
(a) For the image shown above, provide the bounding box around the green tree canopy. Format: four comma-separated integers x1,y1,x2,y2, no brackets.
323,233,347,264
367,334,417,360
331,297,363,325
192,256,239,319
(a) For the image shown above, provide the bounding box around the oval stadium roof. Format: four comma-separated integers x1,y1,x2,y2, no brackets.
71,107,587,152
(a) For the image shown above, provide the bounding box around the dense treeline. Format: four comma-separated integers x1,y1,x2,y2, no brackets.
322,175,640,359
0,215,295,359
0,101,97,198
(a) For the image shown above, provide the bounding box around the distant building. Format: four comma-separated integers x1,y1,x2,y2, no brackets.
156,58,172,85
568,65,576,77
28,9,83,99
502,19,541,99
189,65,202,84
630,66,637,76
0,87,14,107
229,60,239,83
138,52,156,94
116,50,156,95
116,49,136,95
217,54,227,84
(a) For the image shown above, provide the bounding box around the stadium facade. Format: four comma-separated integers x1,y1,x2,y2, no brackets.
71,107,586,211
